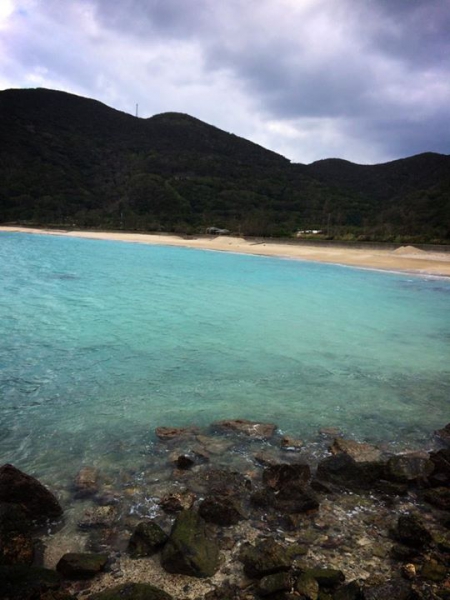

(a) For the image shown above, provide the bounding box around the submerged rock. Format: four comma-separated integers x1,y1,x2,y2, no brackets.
280,436,303,451
385,454,434,484
0,463,63,520
435,423,450,446
211,419,277,439
74,467,99,499
128,521,168,558
330,437,382,463
155,426,199,442
160,509,220,577
199,494,247,526
189,468,251,497
78,506,117,530
56,552,108,579
392,514,432,548
89,583,173,600
315,454,392,493
262,463,311,490
159,489,196,514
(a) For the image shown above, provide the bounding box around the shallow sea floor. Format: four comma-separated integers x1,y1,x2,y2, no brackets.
0,231,449,493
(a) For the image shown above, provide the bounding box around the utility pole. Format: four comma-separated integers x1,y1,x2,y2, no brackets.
135,103,139,118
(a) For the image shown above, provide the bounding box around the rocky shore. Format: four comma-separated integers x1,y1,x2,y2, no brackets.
1,420,449,599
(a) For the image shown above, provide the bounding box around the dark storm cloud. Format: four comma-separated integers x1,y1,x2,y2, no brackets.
88,0,214,40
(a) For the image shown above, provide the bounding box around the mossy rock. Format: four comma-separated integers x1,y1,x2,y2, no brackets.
0,565,61,598
56,552,108,579
89,583,173,600
393,514,432,548
128,522,168,558
160,509,220,578
239,538,293,578
295,573,319,599
421,559,447,582
258,571,294,596
303,568,345,588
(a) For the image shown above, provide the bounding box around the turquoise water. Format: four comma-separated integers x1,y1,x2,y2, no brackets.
0,232,449,486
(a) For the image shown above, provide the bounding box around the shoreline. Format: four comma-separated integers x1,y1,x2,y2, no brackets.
2,226,450,277
2,420,450,599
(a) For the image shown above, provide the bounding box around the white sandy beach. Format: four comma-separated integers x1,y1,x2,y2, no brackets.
1,226,450,277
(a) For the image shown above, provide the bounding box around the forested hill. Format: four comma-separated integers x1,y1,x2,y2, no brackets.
1,87,449,242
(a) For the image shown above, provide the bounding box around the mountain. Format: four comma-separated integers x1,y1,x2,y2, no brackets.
1,87,449,242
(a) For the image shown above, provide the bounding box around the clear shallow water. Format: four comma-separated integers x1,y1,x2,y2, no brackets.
0,232,449,486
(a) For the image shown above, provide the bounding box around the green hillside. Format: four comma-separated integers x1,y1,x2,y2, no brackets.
1,88,449,242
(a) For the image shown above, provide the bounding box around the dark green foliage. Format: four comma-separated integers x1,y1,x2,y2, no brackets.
1,88,449,241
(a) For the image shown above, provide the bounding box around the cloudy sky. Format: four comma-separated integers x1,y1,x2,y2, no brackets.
1,0,449,164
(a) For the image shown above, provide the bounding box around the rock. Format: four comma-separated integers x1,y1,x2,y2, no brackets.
0,464,63,520
74,467,99,498
280,436,303,451
78,506,117,530
319,427,342,437
392,514,432,548
160,509,220,578
89,582,173,600
434,531,450,552
401,563,417,580
294,573,319,599
330,437,382,463
211,419,277,439
315,454,388,493
56,552,108,579
251,483,319,515
0,565,61,599
189,468,251,497
155,426,199,441
174,455,195,470
238,538,293,578
0,503,34,566
204,581,243,600
303,568,345,588
385,455,434,484
429,448,450,487
196,435,234,455
259,571,294,596
333,581,364,600
435,423,450,446
198,494,246,526
263,463,311,490
421,558,447,582
390,543,422,561
363,579,412,600
159,490,196,513
423,487,450,511
254,462,318,515
128,521,168,558
274,482,320,514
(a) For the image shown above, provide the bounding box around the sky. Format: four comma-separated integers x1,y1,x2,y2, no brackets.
1,0,449,165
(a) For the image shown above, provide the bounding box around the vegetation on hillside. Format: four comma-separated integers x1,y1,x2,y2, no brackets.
1,88,449,242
